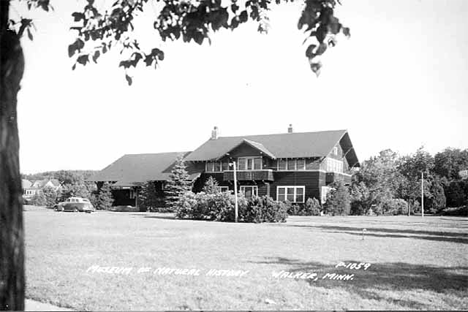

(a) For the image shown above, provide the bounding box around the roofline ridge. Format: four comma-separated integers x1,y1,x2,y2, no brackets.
215,128,348,139
123,151,191,156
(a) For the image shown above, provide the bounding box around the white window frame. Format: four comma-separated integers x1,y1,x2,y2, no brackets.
276,186,305,203
238,157,262,171
219,186,229,192
277,159,307,171
205,161,225,172
326,157,343,173
296,159,306,170
240,185,258,197
321,186,333,204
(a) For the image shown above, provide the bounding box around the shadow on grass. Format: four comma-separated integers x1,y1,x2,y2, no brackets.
128,213,215,222
254,257,468,309
284,224,468,244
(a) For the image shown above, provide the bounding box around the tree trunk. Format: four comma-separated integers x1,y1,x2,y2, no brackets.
1,1,26,309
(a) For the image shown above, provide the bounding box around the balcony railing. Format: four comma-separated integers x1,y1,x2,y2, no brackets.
223,169,274,181
326,172,352,185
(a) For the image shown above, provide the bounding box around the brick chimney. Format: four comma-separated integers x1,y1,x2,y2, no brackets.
211,126,219,140
288,124,293,133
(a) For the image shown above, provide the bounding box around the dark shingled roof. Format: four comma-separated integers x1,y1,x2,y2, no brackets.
88,152,202,183
185,129,360,167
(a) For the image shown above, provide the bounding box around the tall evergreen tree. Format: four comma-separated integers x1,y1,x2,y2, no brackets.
139,181,161,211
96,182,114,210
166,156,192,209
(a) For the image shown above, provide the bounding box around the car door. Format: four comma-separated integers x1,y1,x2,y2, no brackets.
64,198,76,211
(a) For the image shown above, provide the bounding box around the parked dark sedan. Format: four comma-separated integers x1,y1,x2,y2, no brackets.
55,197,95,213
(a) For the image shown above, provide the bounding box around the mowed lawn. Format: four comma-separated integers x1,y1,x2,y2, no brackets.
24,206,468,310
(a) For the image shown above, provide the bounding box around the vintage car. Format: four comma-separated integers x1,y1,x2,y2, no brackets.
55,197,95,213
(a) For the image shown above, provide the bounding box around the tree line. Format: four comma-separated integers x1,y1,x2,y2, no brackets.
326,147,468,216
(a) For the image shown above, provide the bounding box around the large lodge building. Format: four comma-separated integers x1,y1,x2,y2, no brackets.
88,126,360,210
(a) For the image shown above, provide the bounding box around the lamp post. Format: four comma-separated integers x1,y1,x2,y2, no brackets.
232,161,238,223
421,171,424,218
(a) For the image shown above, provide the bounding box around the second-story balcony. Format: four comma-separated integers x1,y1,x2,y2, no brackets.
326,172,352,185
223,169,274,182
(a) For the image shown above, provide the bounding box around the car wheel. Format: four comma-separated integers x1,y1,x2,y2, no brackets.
74,207,79,212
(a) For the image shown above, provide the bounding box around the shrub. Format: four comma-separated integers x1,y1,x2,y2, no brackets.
243,195,288,223
285,200,299,215
175,191,199,219
442,206,468,216
175,192,287,223
350,200,367,215
302,198,321,216
324,182,351,216
42,186,58,208
382,198,408,215
30,191,46,206
202,176,221,194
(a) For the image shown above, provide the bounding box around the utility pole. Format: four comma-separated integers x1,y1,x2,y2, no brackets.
233,161,238,223
421,171,424,217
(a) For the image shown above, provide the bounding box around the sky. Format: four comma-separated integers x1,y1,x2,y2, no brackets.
12,0,468,174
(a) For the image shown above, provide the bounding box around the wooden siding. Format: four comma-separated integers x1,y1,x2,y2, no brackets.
325,172,352,185
271,171,324,202
228,143,266,159
197,168,330,203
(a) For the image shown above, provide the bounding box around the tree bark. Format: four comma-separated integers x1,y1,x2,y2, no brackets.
0,1,26,310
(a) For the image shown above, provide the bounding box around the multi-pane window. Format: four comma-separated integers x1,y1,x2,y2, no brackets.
326,158,343,173
238,157,262,170
206,161,226,172
277,159,306,171
278,159,287,170
219,186,230,192
296,159,306,170
240,186,258,198
277,186,305,203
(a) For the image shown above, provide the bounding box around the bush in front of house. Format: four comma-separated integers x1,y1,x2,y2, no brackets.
324,181,351,216
243,195,288,223
302,197,322,216
286,198,322,216
175,191,287,223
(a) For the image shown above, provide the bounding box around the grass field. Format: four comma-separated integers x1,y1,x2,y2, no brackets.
24,206,468,310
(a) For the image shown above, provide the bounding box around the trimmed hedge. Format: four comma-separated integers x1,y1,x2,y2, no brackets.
175,191,288,223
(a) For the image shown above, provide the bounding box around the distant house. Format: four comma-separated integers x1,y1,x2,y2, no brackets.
22,178,62,200
87,152,201,208
89,126,360,208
